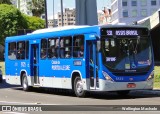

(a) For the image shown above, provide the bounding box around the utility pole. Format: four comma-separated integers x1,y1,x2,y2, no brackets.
53,0,54,27
18,0,20,10
44,0,48,28
75,0,98,25
60,0,64,26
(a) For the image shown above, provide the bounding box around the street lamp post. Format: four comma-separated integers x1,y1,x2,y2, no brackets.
53,0,54,27
61,0,64,26
44,0,48,28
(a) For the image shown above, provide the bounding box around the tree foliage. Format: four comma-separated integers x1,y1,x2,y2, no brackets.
0,4,45,46
27,0,45,17
0,4,27,45
23,14,45,30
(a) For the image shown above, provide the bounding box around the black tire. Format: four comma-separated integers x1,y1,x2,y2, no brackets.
22,75,29,91
0,77,2,83
117,90,130,96
0,76,3,83
74,77,86,97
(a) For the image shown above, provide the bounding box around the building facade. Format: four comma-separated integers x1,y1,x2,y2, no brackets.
58,8,76,26
47,19,58,28
12,0,32,16
98,8,111,25
19,0,32,16
111,0,160,24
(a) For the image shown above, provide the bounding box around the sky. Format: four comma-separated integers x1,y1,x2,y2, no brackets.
46,0,111,19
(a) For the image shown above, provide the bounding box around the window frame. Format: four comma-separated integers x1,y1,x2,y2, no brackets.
122,0,128,6
141,9,147,17
141,0,147,6
123,10,128,17
17,41,25,60
132,10,137,17
48,38,59,59
8,42,17,60
151,0,157,5
41,39,47,59
131,0,137,6
73,35,85,58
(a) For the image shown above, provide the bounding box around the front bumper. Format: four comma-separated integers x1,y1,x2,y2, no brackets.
98,79,153,91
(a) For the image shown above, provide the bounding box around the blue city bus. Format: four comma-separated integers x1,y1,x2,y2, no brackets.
5,25,154,97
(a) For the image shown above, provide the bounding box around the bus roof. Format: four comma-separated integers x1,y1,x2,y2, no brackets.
5,25,100,42
5,25,148,43
32,25,91,34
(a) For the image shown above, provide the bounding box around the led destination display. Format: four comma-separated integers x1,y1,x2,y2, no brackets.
101,28,149,37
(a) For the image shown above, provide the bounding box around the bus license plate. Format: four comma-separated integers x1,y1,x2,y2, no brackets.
127,83,136,88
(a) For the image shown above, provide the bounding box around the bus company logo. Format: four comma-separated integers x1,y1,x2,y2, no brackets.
21,62,26,67
129,78,134,81
51,60,60,65
52,65,70,70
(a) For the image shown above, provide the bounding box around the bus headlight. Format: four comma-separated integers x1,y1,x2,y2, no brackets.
147,71,154,81
102,71,114,81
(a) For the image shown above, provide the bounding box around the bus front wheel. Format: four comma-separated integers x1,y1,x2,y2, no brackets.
74,77,86,97
22,75,29,91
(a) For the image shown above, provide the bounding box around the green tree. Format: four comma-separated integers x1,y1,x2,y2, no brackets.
27,0,45,17
23,14,45,30
0,4,27,45
0,0,12,4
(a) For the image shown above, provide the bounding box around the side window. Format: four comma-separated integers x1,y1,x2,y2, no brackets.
48,38,58,58
26,41,29,59
8,42,16,60
73,35,84,58
41,39,47,59
64,36,72,58
17,41,25,60
59,37,65,58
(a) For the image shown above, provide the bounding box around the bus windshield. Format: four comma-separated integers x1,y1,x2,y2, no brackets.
101,36,152,74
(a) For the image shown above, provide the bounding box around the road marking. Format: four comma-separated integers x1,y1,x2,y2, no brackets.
0,100,61,105
2,112,28,114
0,101,38,105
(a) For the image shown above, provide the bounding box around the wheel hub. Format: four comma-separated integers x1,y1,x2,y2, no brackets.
76,81,83,93
23,78,27,89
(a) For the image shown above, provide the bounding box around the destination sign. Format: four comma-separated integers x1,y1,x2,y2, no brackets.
101,28,148,37
106,30,138,36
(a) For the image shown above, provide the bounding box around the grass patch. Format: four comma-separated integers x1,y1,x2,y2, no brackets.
154,66,160,88
0,61,5,76
154,82,160,89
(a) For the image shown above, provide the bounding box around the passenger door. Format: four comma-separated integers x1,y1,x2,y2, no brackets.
87,40,99,90
30,44,40,85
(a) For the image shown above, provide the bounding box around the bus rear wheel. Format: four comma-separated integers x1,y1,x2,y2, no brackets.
74,77,86,97
117,90,130,96
22,75,29,91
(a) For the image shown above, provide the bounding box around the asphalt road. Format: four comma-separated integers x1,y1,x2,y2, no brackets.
0,80,160,114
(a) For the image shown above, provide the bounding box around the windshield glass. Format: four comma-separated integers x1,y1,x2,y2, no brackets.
101,37,152,73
